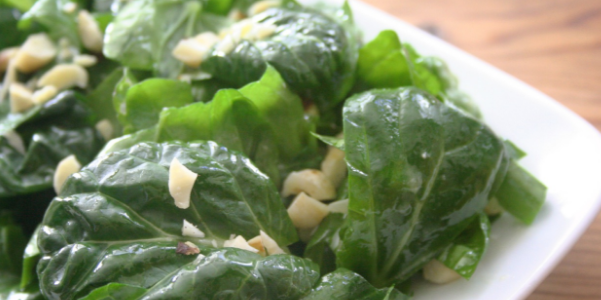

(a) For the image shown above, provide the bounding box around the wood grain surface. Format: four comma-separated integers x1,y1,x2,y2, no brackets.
360,0,601,299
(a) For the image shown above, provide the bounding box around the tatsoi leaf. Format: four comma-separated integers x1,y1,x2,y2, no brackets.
357,30,411,89
86,68,124,137
495,160,547,224
202,3,358,112
37,141,301,299
103,0,228,77
437,213,491,279
239,66,316,161
336,88,508,287
311,133,344,151
120,79,194,133
19,0,80,47
112,68,138,126
304,213,345,276
157,89,281,184
302,269,410,300
79,283,147,300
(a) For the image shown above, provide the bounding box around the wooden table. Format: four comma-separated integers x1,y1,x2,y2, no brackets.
362,0,601,299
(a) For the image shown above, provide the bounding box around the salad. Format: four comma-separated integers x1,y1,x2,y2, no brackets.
0,0,547,299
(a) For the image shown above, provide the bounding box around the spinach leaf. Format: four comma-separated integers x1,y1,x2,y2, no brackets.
494,160,546,224
336,88,508,287
80,283,148,300
302,268,410,300
311,132,344,150
1,0,35,12
19,0,80,48
304,213,345,276
437,212,490,279
0,7,28,49
0,212,27,280
202,2,359,113
37,141,304,299
86,67,124,136
103,0,228,78
120,78,194,133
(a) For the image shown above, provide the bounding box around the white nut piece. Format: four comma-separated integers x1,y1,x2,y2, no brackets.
172,32,219,68
423,259,462,284
282,169,336,201
215,35,237,55
223,235,259,253
328,199,349,214
228,9,246,21
9,83,34,113
287,192,329,229
3,130,26,155
62,2,77,13
169,158,198,209
94,119,113,141
53,155,81,194
73,54,98,67
0,47,19,73
77,10,103,52
32,86,58,105
13,34,57,73
247,235,266,256
38,64,89,90
182,219,206,238
321,146,347,187
248,0,281,16
245,23,277,41
248,230,285,256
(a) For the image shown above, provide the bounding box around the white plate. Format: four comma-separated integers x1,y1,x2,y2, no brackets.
300,0,601,299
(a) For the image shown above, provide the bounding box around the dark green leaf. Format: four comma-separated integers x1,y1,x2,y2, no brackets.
304,213,345,276
0,8,28,49
37,141,304,299
302,268,410,300
86,67,124,137
437,212,491,279
336,88,508,287
495,160,547,224
19,0,80,47
80,283,147,300
311,133,344,151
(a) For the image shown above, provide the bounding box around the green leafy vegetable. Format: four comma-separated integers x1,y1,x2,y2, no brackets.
304,213,345,276
336,87,508,287
437,212,491,279
19,0,80,47
302,268,410,300
37,141,306,299
495,160,547,224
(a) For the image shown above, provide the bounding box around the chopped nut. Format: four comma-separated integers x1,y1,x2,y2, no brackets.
38,64,89,90
182,219,205,238
0,47,19,73
228,9,246,21
172,32,219,68
53,155,81,194
176,241,201,255
328,199,349,214
73,54,98,67
246,23,277,41
169,158,198,209
224,235,259,253
62,2,77,13
32,86,58,105
287,192,329,229
260,230,285,255
282,169,336,201
321,146,347,187
423,259,462,284
14,34,57,73
77,10,103,52
2,130,26,155
9,83,34,113
247,235,266,256
215,35,237,55
94,119,113,141
248,0,281,16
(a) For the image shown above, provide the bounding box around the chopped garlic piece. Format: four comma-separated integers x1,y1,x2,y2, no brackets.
248,0,281,16
321,146,346,187
14,34,57,73
228,9,246,21
223,235,259,253
176,241,201,255
182,219,205,238
73,54,98,67
484,197,504,215
287,192,329,229
3,130,25,155
77,10,103,52
9,83,34,113
32,86,58,105
62,2,77,13
260,230,285,255
247,235,266,256
169,158,198,209
282,169,336,201
215,35,237,55
38,64,89,90
94,119,113,141
0,47,19,73
246,23,277,41
172,33,218,68
53,155,81,194
423,259,462,284
328,199,349,214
